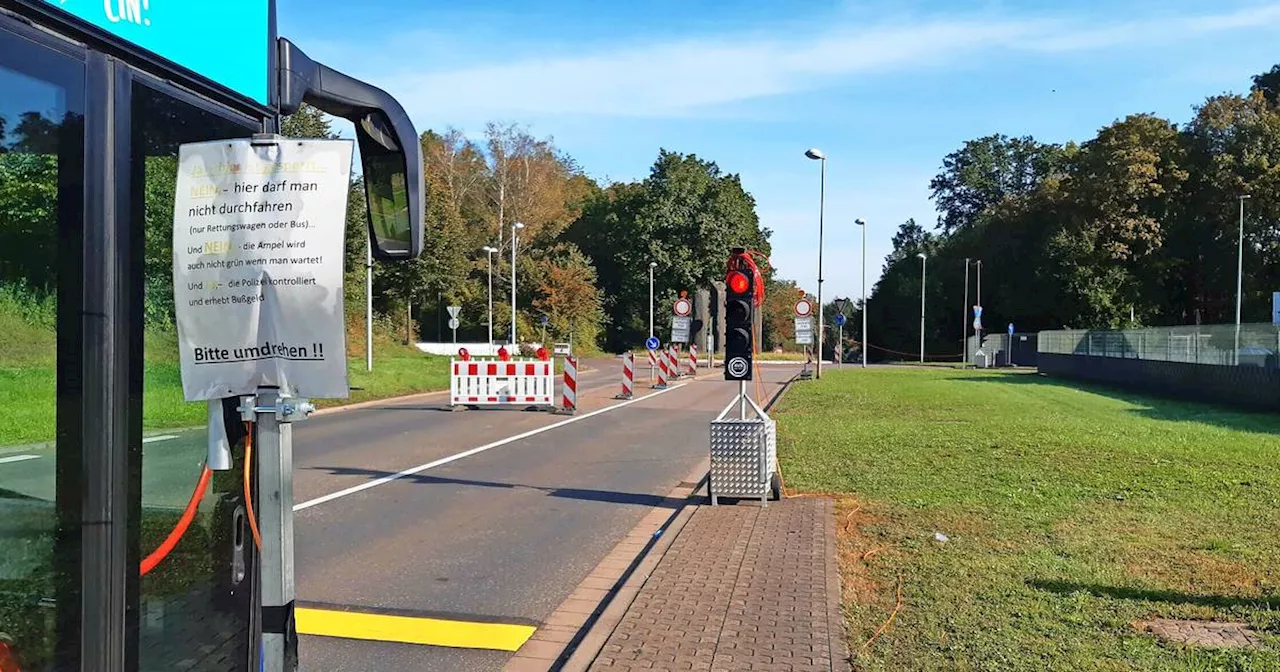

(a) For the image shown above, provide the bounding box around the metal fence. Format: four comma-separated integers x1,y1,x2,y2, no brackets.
1039,323,1280,368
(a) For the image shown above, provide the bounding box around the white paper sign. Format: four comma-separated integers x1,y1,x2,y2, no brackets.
172,138,355,401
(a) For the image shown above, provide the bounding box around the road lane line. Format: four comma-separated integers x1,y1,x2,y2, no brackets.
142,435,179,444
294,383,689,512
295,607,535,651
0,454,39,465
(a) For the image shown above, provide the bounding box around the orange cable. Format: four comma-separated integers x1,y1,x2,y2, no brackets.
243,421,263,550
139,464,213,576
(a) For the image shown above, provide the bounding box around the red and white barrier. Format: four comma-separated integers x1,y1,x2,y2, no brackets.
654,350,669,388
668,347,682,379
688,344,699,374
617,352,635,399
561,356,578,413
451,358,554,407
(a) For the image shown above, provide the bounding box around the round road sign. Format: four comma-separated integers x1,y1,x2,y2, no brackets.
448,318,460,330
794,299,812,317
673,298,692,317
835,313,847,326
645,336,661,350
726,356,751,378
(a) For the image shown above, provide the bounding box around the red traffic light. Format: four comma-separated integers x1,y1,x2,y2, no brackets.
726,270,750,295
457,347,470,360
536,347,549,361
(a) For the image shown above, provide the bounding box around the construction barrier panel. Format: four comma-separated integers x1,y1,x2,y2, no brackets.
561,356,578,412
654,351,669,388
451,358,554,407
688,344,699,374
617,352,635,399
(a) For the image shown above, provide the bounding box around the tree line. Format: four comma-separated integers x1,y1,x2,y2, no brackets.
282,107,777,354
863,63,1280,361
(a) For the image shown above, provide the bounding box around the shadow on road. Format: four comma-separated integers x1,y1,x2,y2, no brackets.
1028,579,1280,610
306,465,687,509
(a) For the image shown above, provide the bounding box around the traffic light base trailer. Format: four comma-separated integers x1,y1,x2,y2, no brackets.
708,382,781,506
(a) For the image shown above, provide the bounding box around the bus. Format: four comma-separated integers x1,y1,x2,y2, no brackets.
0,1,423,670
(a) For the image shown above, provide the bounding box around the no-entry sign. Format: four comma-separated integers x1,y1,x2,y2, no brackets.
673,297,692,316
795,299,812,317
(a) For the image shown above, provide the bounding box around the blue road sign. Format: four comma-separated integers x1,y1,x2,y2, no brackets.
1008,323,1015,335
646,336,660,350
539,314,550,325
835,313,847,326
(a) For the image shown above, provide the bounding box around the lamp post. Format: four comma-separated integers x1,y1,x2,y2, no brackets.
1235,194,1251,364
855,218,867,368
974,259,983,353
649,262,657,338
482,245,497,349
917,252,927,363
510,222,524,345
366,236,373,371
805,147,827,378
962,257,970,366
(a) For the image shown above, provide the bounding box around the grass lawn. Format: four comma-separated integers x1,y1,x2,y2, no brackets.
774,367,1280,671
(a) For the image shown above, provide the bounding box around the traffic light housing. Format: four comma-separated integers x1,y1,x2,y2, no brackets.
724,252,755,381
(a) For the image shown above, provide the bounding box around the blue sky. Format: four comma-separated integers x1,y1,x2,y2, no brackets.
278,0,1280,301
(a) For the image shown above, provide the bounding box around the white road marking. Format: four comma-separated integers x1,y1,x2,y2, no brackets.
0,454,40,465
294,383,689,512
142,435,180,444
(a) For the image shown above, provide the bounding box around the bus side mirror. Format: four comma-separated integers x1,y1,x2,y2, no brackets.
276,38,423,260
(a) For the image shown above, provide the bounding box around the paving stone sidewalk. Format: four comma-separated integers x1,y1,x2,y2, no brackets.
586,497,849,672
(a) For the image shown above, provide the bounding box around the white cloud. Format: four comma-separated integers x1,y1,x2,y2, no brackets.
344,3,1280,125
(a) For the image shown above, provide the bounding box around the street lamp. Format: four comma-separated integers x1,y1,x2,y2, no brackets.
805,148,827,378
510,222,525,345
917,252,927,363
1235,194,1251,364
962,257,970,366
649,261,658,338
855,218,867,368
482,245,497,348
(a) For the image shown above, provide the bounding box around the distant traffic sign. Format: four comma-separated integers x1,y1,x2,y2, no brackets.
833,297,849,316
539,314,550,325
794,299,812,317
447,305,461,319
673,297,693,316
646,336,660,350
448,318,460,330
835,313,847,327
1007,323,1015,335
671,316,692,343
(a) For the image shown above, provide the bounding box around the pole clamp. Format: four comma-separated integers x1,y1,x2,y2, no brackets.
236,393,316,423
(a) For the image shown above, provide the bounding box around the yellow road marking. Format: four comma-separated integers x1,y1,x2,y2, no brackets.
294,607,537,651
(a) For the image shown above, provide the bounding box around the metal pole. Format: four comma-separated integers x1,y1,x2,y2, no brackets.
816,158,826,379
649,265,655,338
976,260,983,351
919,255,927,363
487,250,494,349
837,323,843,369
365,238,373,372
739,380,747,419
1236,195,1249,364
511,227,518,346
257,388,296,672
962,257,969,366
861,220,867,368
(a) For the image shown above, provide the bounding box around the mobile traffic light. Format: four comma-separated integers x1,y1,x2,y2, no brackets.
724,249,757,381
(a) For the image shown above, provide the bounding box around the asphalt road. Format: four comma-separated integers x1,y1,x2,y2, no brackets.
293,360,799,671
0,357,799,671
